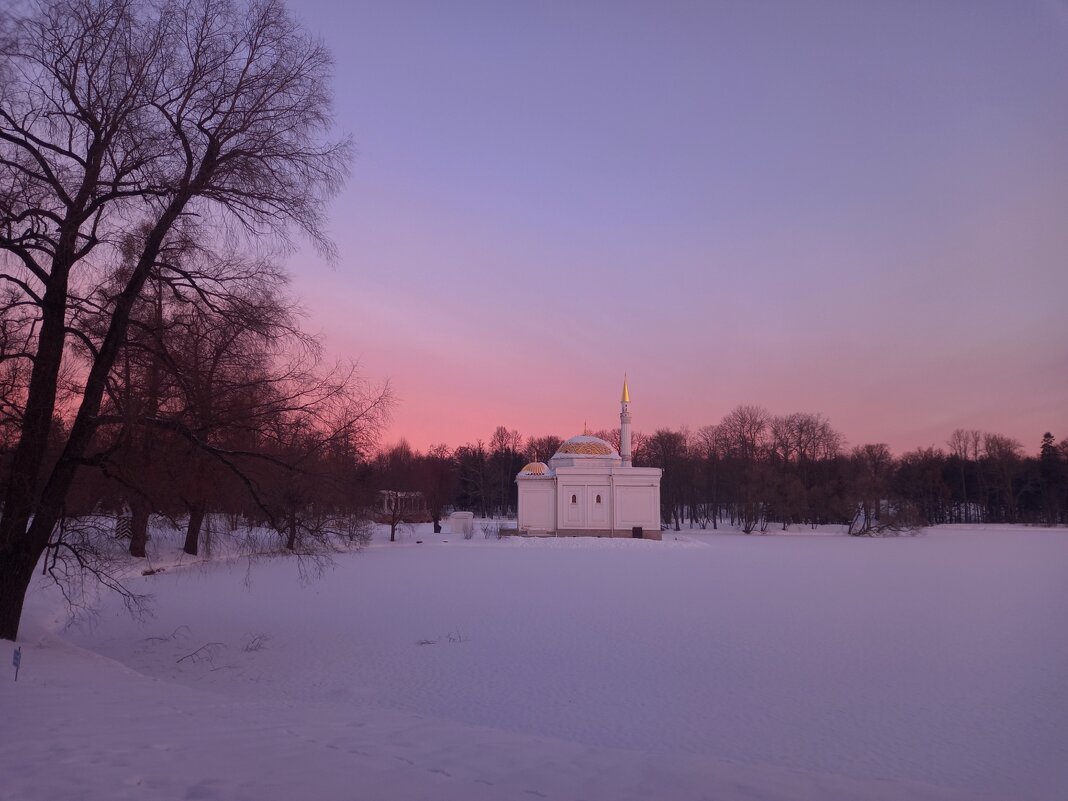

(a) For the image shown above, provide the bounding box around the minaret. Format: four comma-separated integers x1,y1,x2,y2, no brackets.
620,375,632,467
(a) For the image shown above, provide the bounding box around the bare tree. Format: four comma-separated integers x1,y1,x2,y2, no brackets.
947,428,982,523
416,444,459,534
488,425,522,517
896,447,950,525
981,433,1023,523
644,428,689,530
524,434,563,464
0,0,350,640
693,424,724,529
374,441,419,542
1038,433,1065,526
720,405,771,464
0,286,35,458
719,405,771,532
845,443,924,535
132,255,307,556
455,440,490,519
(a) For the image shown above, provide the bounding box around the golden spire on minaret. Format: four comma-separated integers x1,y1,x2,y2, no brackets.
621,374,630,404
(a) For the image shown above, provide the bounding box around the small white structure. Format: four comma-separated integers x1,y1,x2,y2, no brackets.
516,379,663,539
445,511,475,537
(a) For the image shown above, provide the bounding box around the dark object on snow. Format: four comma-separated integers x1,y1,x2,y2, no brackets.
115,515,133,541
141,567,165,576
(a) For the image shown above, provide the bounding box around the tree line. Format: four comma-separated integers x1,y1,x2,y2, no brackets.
371,409,1068,535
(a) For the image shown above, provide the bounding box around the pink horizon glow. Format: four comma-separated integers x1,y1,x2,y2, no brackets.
282,2,1067,456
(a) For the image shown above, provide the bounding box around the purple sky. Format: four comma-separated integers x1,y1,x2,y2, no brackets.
284,1,1068,454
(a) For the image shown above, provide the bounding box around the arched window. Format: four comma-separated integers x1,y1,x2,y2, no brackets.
571,494,577,504
595,494,602,504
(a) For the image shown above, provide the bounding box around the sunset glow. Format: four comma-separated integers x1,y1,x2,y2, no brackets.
287,1,1067,453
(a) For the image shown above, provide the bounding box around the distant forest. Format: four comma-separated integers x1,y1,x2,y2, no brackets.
6,401,1064,556
373,412,1068,535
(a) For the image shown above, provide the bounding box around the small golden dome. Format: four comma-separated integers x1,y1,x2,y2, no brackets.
519,461,549,475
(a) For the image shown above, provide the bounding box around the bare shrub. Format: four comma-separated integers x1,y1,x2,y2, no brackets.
847,502,926,537
242,633,270,652
41,515,151,623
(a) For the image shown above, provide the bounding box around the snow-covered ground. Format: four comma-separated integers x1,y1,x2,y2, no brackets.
3,523,1067,801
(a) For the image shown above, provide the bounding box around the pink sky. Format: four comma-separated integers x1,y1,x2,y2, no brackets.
284,1,1068,455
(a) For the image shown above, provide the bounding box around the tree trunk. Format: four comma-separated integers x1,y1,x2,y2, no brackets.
959,465,969,524
0,260,77,641
286,515,298,550
0,149,110,642
0,194,194,639
129,501,150,558
184,506,205,556
0,545,39,642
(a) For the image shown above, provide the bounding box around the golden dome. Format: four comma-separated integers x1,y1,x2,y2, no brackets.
554,435,618,458
519,461,550,476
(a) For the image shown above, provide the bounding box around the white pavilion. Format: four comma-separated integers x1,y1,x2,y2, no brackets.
516,379,663,539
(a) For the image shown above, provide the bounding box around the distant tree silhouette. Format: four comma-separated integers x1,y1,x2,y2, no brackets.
417,445,459,534
1038,433,1065,526
524,435,563,465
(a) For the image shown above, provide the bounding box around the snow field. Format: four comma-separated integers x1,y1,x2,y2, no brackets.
3,524,1066,800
